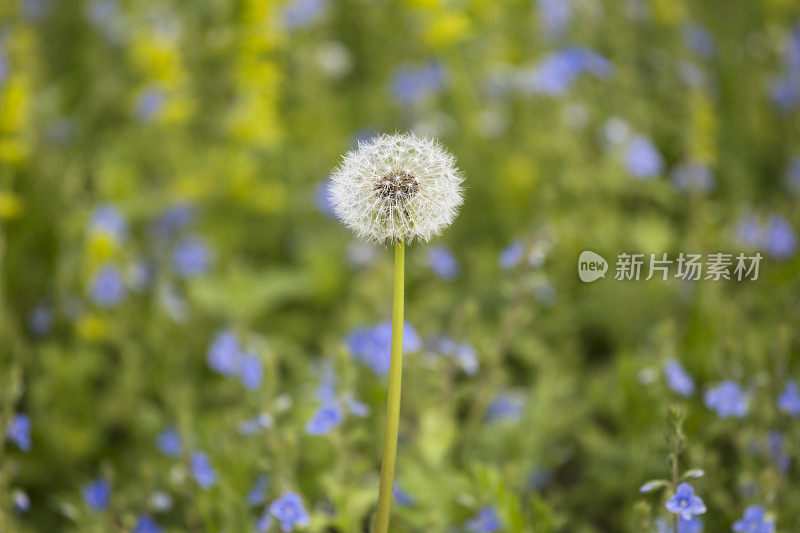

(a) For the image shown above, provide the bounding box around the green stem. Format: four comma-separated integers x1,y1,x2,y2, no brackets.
373,241,405,533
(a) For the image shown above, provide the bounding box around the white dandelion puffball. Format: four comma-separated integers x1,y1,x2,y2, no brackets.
329,133,464,244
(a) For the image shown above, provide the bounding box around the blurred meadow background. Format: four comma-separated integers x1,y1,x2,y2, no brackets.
1,0,800,531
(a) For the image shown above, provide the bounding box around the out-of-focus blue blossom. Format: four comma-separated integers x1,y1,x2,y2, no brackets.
172,237,211,278
654,516,703,533
777,380,800,416
305,403,344,435
248,476,270,506
346,322,422,377
665,483,706,521
486,392,524,423
13,490,30,513
664,359,695,397
391,62,447,105
153,203,194,241
785,157,800,195
283,0,327,29
499,240,525,269
256,510,273,532
83,479,111,511
136,88,164,121
427,245,460,280
315,180,335,216
767,430,790,473
537,0,572,38
465,506,502,533
345,397,370,417
90,265,126,308
704,380,748,418
732,505,775,533
785,27,800,73
29,303,52,337
89,204,127,242
207,329,241,376
7,414,31,452
519,47,612,96
132,515,162,533
770,75,799,110
393,482,414,507
736,215,762,248
156,427,181,457
763,216,796,259
150,491,172,511
432,337,479,375
682,22,715,60
239,413,274,435
239,352,263,390
625,136,663,179
316,363,337,403
191,451,216,490
671,160,715,193
270,492,311,532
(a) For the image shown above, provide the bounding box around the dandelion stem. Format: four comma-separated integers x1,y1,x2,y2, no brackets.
374,240,405,533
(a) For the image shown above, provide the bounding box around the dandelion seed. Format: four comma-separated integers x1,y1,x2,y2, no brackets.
328,133,464,244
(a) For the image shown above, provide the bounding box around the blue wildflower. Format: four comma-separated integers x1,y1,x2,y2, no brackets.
391,62,447,105
537,0,572,38
283,0,327,29
305,403,344,435
239,352,263,390
132,515,163,533
764,216,796,259
778,380,800,416
150,491,172,511
7,414,31,451
625,136,663,179
153,203,194,240
256,510,274,532
665,483,706,521
83,479,111,511
465,506,502,533
664,359,695,397
90,265,126,308
156,427,181,457
682,22,715,60
207,329,242,376
732,505,775,533
671,160,715,193
29,303,52,337
248,476,270,506
316,363,337,404
499,240,525,269
346,322,422,377
89,204,127,242
519,47,612,96
270,491,311,532
486,393,524,423
13,490,30,514
427,245,460,280
136,88,164,121
393,482,414,507
191,451,217,490
786,157,800,195
704,381,749,418
770,75,799,110
654,516,703,533
239,413,274,435
345,397,370,417
736,216,762,248
172,237,211,278
767,430,790,473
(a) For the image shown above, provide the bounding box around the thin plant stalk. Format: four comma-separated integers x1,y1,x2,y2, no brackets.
374,240,405,533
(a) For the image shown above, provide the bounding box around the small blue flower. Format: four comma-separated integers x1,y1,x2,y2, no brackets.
465,506,502,533
283,0,327,29
519,47,612,96
172,237,211,278
346,322,422,377
671,161,715,193
764,216,797,259
305,403,344,435
7,414,31,452
625,136,663,179
767,430,790,472
153,203,194,241
345,396,370,417
83,479,111,511
393,482,414,507
191,451,217,490
89,204,127,242
136,88,164,121
665,483,706,521
537,0,572,38
90,265,126,308
654,516,703,533
682,22,715,60
239,352,263,390
132,515,163,533
13,490,30,514
391,61,447,105
778,379,800,416
256,510,274,532
499,240,525,269
29,303,52,337
732,505,775,533
664,359,695,397
736,216,762,248
704,381,749,418
486,393,524,423
427,245,460,280
207,329,242,376
270,491,311,532
239,413,274,435
156,427,181,457
248,476,270,506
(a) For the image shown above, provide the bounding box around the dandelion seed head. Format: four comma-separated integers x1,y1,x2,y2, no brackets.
329,133,464,244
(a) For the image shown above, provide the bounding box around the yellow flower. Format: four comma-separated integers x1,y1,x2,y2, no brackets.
425,12,471,47
651,0,687,26
0,192,24,219
77,314,108,340
87,233,118,262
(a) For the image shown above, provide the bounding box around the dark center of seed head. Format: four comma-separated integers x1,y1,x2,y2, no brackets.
374,171,419,204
